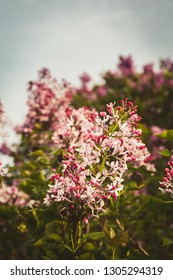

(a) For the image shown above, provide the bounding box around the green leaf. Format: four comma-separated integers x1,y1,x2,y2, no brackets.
34,233,63,246
148,196,173,204
158,149,171,157
42,256,52,260
162,237,173,247
17,223,27,233
103,221,117,244
156,130,173,141
120,231,129,246
76,252,95,260
83,243,97,252
109,227,115,239
32,209,40,230
138,124,150,136
116,219,124,231
44,249,58,259
29,150,45,157
34,123,43,130
127,163,152,175
83,232,105,241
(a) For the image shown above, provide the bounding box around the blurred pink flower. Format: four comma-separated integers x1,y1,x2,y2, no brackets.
118,55,135,76
159,156,173,196
79,72,91,84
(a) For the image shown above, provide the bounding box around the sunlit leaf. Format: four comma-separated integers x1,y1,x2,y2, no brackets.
162,237,173,247
156,130,173,141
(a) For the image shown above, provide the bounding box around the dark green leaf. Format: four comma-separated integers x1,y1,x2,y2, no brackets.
76,252,95,260
83,232,105,241
34,233,63,246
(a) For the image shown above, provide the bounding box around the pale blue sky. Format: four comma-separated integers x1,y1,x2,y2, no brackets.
0,0,173,125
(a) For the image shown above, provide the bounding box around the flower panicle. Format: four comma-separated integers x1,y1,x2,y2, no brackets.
159,156,173,196
45,99,154,220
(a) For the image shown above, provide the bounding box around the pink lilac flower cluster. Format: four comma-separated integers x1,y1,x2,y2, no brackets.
0,162,4,176
118,55,135,76
44,99,153,221
15,68,74,134
76,72,108,101
106,56,167,92
0,183,36,207
0,163,38,207
0,142,11,156
52,106,98,149
159,156,173,197
160,58,173,72
77,56,173,105
149,126,166,161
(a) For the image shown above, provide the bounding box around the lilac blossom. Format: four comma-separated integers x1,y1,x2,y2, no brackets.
0,183,36,207
45,99,154,221
143,64,154,75
160,58,173,72
159,157,173,197
117,55,135,76
0,162,4,176
15,68,74,135
79,72,91,84
0,142,11,156
149,126,166,161
0,164,38,207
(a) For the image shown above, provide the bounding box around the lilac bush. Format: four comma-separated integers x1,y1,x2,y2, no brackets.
0,57,173,259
